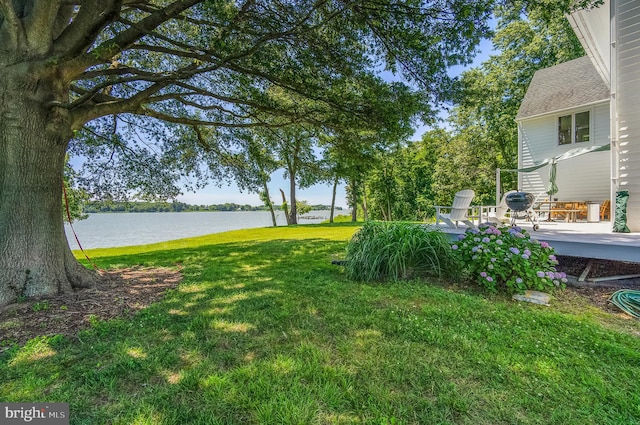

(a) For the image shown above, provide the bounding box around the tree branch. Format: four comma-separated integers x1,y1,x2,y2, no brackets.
24,0,61,51
0,0,22,50
135,108,295,129
79,0,201,65
53,0,122,57
52,3,77,39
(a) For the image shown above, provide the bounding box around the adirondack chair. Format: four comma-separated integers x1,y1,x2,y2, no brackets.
484,190,517,225
434,189,476,229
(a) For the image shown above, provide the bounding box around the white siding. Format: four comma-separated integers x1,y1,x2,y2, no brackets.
614,0,640,231
518,103,610,202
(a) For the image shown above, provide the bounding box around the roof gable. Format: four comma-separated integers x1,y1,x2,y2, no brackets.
516,56,609,120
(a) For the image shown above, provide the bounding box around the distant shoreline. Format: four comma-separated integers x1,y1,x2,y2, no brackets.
86,209,346,214
83,201,344,214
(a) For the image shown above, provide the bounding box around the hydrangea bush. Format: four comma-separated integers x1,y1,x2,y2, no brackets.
452,223,567,293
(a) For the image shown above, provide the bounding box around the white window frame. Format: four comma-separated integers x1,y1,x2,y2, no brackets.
557,109,592,145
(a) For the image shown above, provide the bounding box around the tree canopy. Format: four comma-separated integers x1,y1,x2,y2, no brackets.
28,0,496,200
0,0,502,304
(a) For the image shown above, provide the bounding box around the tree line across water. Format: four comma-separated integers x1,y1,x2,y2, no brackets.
83,201,340,214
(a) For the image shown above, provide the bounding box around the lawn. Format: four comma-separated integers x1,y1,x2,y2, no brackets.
1,223,639,424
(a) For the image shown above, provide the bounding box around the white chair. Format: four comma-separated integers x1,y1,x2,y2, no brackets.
483,190,517,225
434,189,476,228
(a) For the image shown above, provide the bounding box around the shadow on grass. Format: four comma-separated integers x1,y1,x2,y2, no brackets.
1,237,378,423
1,230,640,424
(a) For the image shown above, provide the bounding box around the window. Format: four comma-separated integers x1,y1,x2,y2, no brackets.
558,111,590,145
575,111,590,142
558,115,572,145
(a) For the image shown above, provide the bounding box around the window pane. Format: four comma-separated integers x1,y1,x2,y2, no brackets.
558,115,572,145
575,111,590,143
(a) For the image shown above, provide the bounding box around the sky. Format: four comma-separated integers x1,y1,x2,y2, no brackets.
176,36,497,209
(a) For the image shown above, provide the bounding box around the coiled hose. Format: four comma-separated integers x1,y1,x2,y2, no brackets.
609,290,640,319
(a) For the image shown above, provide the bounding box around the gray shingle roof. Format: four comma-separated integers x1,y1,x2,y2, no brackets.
516,56,609,120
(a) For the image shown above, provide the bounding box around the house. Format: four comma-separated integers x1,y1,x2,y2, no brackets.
515,0,640,231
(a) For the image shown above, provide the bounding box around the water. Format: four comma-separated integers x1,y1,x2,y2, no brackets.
64,210,339,249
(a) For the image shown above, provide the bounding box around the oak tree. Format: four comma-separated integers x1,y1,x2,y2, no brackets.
0,0,493,305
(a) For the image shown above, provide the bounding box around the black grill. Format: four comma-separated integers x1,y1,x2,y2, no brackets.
505,192,535,212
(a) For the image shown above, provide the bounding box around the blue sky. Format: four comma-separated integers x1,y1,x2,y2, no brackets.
177,37,496,209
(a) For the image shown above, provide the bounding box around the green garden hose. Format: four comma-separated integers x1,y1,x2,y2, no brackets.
609,290,640,319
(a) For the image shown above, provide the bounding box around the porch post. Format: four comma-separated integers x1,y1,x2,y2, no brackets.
496,168,501,204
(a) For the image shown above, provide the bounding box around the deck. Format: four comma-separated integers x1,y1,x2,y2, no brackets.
439,220,640,263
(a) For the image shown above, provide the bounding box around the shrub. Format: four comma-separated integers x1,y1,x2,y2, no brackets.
452,223,567,293
344,221,460,282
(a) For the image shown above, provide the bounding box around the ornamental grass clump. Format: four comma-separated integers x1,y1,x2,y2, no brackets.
344,221,460,282
452,223,567,293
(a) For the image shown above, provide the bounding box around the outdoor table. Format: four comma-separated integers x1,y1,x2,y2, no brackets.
534,201,585,222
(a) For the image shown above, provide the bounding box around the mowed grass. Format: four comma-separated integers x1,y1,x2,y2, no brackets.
1,223,640,424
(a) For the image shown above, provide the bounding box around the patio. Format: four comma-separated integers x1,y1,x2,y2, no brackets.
439,219,640,263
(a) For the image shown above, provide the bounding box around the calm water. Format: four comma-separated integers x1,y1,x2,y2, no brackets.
64,210,338,249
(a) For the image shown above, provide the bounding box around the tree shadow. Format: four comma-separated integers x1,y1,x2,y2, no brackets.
0,236,376,423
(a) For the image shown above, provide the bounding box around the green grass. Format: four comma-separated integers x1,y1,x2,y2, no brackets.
1,223,640,424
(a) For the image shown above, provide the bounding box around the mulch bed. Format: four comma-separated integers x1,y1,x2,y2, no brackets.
0,267,182,351
556,255,640,281
555,255,640,314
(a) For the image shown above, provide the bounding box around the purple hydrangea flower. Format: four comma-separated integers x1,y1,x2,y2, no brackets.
540,241,550,249
452,245,458,250
509,247,520,255
482,237,490,243
486,276,494,282
480,271,488,278
536,271,545,278
516,278,523,284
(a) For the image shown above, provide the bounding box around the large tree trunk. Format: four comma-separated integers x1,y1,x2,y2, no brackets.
279,189,291,225
262,182,277,227
362,182,369,221
0,70,98,306
330,175,338,223
288,171,298,225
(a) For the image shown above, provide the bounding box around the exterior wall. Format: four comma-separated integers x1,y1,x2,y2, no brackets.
518,102,610,202
613,0,640,231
